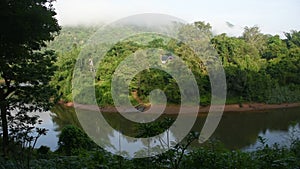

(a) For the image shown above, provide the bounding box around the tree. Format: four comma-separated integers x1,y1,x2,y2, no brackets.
284,30,300,48
211,33,238,65
242,26,268,55
212,33,263,71
262,35,288,60
0,0,60,157
194,21,212,37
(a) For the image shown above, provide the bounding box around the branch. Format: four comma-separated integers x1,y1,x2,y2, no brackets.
3,78,16,99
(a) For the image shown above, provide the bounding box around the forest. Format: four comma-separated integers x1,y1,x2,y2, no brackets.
50,24,300,106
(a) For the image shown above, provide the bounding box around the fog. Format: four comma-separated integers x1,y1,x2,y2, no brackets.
52,0,300,37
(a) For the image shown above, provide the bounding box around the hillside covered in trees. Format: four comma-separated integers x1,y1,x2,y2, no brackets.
50,23,300,107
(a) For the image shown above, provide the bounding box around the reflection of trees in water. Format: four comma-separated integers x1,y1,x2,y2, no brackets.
51,104,82,132
51,105,300,152
191,107,300,150
102,112,138,137
51,106,178,156
51,105,143,154
68,108,116,151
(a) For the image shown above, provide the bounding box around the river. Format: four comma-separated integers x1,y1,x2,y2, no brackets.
35,105,300,153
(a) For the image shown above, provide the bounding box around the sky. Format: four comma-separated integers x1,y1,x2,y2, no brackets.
53,0,300,37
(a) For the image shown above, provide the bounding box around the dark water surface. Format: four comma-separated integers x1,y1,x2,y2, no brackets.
35,105,300,152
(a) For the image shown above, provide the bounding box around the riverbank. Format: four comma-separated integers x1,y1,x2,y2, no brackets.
60,101,300,115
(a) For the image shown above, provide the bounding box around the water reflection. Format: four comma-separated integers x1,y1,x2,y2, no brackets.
208,108,300,150
36,105,300,153
51,105,81,131
75,107,178,157
244,124,300,151
35,105,82,150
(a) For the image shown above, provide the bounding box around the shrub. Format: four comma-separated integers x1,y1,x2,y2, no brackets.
57,125,95,155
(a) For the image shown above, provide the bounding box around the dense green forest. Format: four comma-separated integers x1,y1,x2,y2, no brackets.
51,24,300,106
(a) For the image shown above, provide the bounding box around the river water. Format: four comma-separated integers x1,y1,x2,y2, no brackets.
35,105,300,152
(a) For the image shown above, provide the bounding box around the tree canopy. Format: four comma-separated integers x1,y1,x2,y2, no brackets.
50,24,300,106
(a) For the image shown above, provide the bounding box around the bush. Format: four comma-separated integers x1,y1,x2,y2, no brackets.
57,125,96,155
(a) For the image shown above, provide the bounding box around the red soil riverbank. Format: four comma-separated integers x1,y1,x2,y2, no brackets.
60,101,300,115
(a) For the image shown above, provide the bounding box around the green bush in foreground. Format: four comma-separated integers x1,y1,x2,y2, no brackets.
57,125,96,156
1,140,300,169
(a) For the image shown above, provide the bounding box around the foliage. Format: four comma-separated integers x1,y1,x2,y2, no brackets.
50,24,300,106
51,45,80,101
212,27,300,104
57,125,96,156
0,0,60,157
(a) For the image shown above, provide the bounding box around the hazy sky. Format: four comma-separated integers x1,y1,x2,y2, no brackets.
53,0,300,37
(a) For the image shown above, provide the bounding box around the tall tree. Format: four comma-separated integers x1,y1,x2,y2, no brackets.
242,26,268,55
0,0,60,156
194,21,212,37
